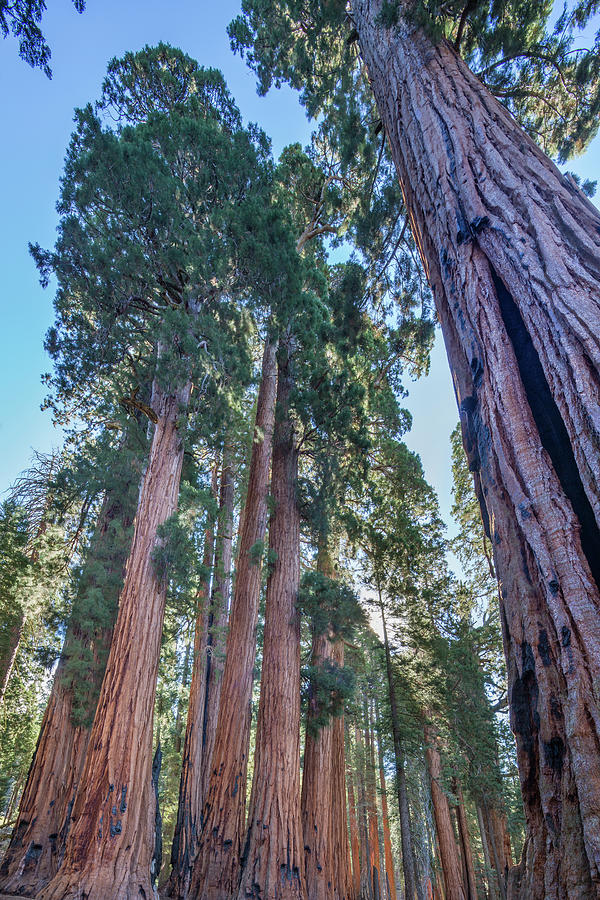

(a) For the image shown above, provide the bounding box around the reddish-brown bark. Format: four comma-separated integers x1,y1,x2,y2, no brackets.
301,627,335,900
477,804,500,900
375,716,397,900
166,459,218,900
236,344,306,900
200,442,235,807
330,642,351,900
39,378,191,900
423,721,466,900
189,339,277,899
452,780,477,900
346,744,361,899
365,702,382,900
353,4,600,896
0,474,138,896
354,723,371,897
380,604,417,900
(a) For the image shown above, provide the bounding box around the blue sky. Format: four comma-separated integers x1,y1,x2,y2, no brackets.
0,0,598,534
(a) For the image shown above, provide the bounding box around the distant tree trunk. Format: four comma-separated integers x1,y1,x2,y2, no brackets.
39,377,191,900
200,442,235,807
236,341,306,900
167,458,219,900
353,3,600,896
452,779,477,900
174,638,193,756
331,641,352,900
355,723,371,899
301,624,335,900
189,338,277,900
347,741,362,899
0,614,25,706
380,603,417,900
423,720,466,900
375,709,397,900
364,699,382,900
0,462,139,896
477,804,499,900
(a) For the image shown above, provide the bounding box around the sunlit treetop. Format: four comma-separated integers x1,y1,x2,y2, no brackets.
229,0,600,160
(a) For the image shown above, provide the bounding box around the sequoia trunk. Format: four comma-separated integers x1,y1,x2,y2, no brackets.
453,779,477,900
236,342,306,900
189,338,277,899
0,462,139,896
331,641,351,900
301,626,335,900
365,701,382,900
375,712,397,900
200,442,235,807
353,3,600,896
380,604,417,900
166,459,218,900
39,378,191,900
347,745,361,898
423,721,466,900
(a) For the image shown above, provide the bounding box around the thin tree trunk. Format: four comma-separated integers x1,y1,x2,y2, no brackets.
331,641,351,900
380,603,417,900
167,458,219,900
423,720,466,900
477,804,499,900
0,614,25,707
236,341,306,900
347,737,362,900
302,625,335,900
365,699,382,900
353,4,600,896
39,377,191,900
452,779,477,900
174,638,193,756
189,338,277,899
200,441,235,807
375,708,397,900
355,723,371,899
0,463,139,896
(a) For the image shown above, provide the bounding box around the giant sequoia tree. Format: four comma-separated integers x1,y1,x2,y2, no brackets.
230,2,600,895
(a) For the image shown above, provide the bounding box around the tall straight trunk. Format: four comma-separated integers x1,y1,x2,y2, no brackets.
0,463,139,896
189,338,277,899
174,638,193,756
375,709,397,900
301,626,335,900
200,442,235,807
353,3,600,896
355,723,371,898
452,779,477,900
331,641,351,900
236,343,306,900
423,720,466,900
167,458,219,900
482,801,511,900
346,740,361,899
364,699,382,900
380,604,417,900
477,805,500,900
40,378,191,900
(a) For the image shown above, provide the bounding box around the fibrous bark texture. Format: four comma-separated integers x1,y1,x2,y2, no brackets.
353,3,600,896
364,701,381,900
39,379,190,900
301,628,335,900
423,722,465,900
331,642,351,900
347,746,361,899
236,345,306,900
452,780,476,900
189,339,277,900
0,473,138,896
166,459,218,900
375,721,397,900
200,442,235,807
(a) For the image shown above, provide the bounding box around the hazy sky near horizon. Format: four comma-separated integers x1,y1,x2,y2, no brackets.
0,0,598,536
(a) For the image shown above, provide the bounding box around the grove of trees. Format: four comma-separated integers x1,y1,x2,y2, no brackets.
1,1,599,898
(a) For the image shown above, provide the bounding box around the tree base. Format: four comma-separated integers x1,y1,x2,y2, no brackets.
37,866,156,900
